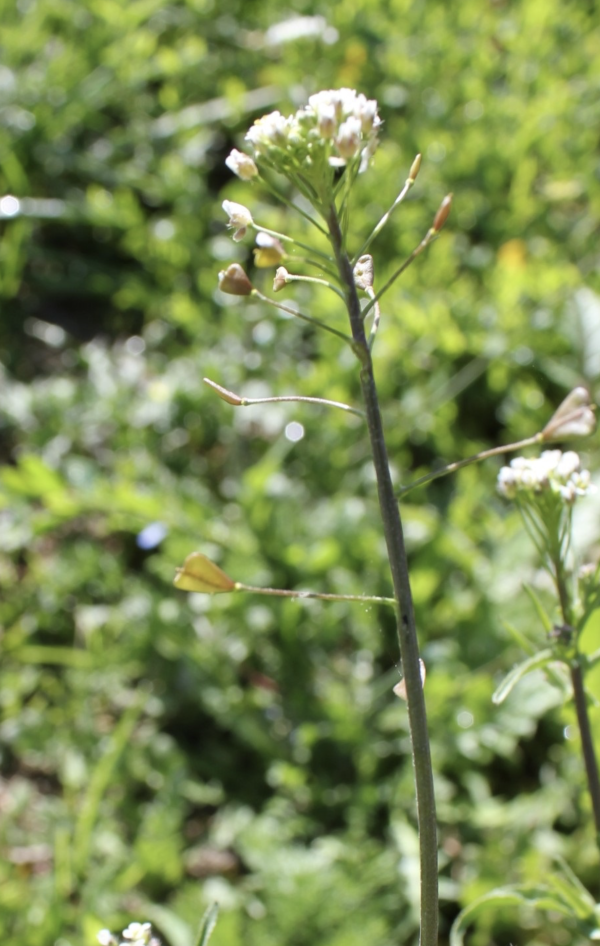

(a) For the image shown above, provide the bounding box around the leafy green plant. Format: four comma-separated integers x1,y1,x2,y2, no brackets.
452,449,600,942
3,4,600,945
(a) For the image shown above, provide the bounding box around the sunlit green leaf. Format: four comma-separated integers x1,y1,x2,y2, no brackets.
492,648,555,704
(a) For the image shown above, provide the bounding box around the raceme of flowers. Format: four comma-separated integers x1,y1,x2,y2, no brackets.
226,88,382,178
497,450,596,505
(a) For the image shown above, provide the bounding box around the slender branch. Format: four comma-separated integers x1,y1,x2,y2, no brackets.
354,159,420,263
203,377,365,417
326,204,439,946
291,255,341,282
398,434,543,495
257,176,329,236
253,289,353,344
570,662,600,841
282,272,346,301
252,224,333,263
553,553,600,845
235,583,395,606
236,394,363,416
362,229,436,320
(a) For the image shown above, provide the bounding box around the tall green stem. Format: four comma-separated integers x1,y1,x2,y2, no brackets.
326,205,438,946
570,661,600,842
553,555,600,843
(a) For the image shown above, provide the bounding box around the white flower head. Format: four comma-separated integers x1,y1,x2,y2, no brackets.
497,450,596,506
222,200,253,242
244,89,381,177
122,923,152,942
225,149,258,180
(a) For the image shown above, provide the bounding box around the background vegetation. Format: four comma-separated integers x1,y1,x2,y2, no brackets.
1,1,600,944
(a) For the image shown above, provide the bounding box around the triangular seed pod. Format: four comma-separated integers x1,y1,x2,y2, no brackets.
174,552,236,594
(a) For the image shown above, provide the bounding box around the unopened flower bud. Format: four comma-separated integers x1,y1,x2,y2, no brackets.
353,255,374,290
432,193,453,233
203,377,244,405
222,200,253,242
253,232,286,268
225,149,259,180
542,387,596,441
335,116,362,160
273,266,289,292
218,264,254,296
578,563,597,586
355,95,379,134
316,103,337,138
408,153,422,183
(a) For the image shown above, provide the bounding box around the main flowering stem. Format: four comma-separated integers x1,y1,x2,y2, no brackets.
326,206,438,946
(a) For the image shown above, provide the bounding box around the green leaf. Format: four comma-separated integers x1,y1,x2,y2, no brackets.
195,903,219,946
173,552,236,594
492,648,555,704
74,693,146,877
450,885,574,946
548,857,597,918
502,619,537,655
523,583,554,633
142,905,193,946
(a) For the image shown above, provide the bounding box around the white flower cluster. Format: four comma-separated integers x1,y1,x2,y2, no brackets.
233,88,381,175
97,922,161,946
497,450,595,505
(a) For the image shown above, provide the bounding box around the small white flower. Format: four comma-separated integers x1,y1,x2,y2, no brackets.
335,116,362,160
359,135,380,173
225,149,258,180
316,102,337,138
222,200,253,242
556,451,580,479
559,482,577,504
122,922,153,943
497,466,518,499
245,110,291,151
309,89,342,120
337,88,361,116
354,93,380,133
97,931,117,946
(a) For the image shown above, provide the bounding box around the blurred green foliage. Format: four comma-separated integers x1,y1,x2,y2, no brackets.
1,0,600,944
